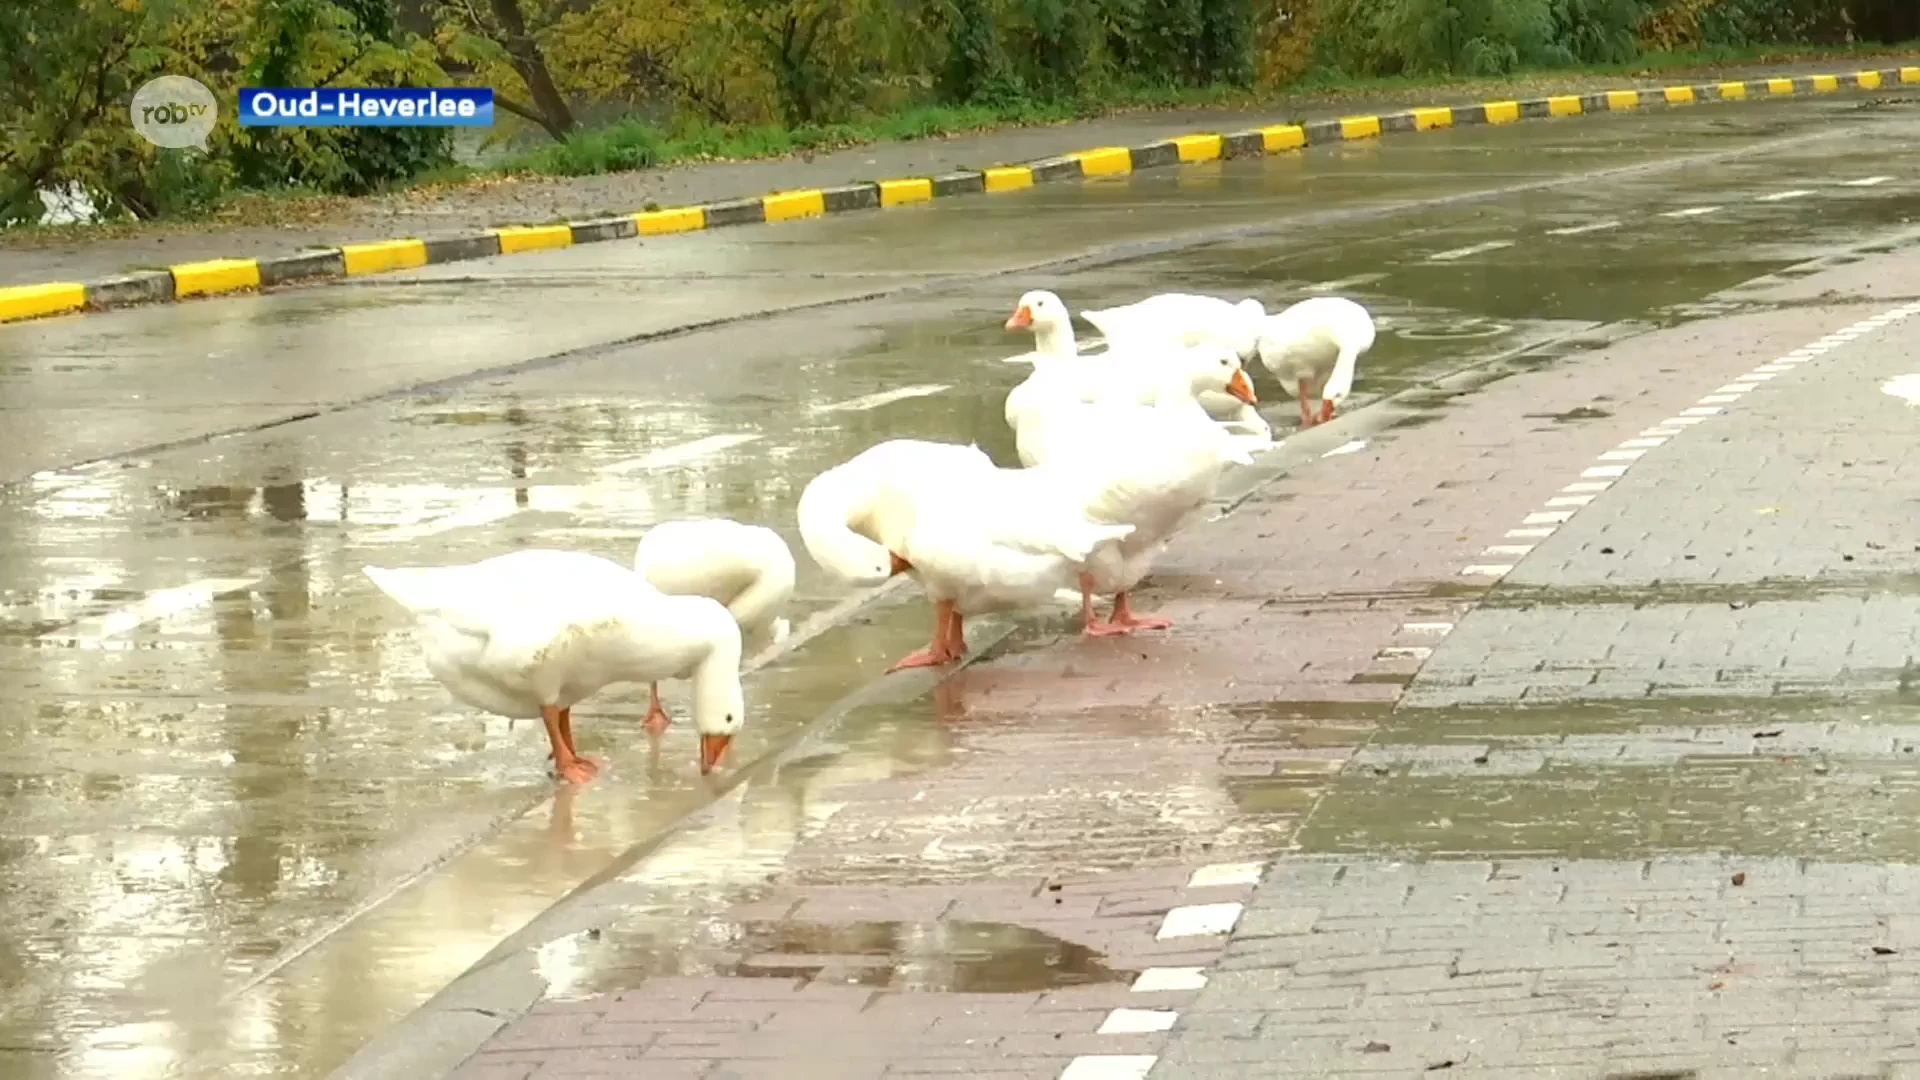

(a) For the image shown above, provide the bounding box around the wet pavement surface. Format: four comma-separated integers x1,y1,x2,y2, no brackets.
6,57,1911,287
2,91,1920,1079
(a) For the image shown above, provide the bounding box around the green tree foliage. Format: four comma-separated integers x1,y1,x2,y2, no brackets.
229,0,453,195
1,0,166,226
1314,0,1651,76
0,0,449,225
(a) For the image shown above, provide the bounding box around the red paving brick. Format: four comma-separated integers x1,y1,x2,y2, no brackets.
458,305,1861,1078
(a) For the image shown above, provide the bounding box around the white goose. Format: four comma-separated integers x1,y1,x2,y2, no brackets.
795,438,1130,671
1005,289,1271,437
797,438,995,585
363,549,745,781
887,464,1137,669
1081,291,1268,362
796,438,989,668
633,518,796,739
1256,296,1376,428
1011,345,1259,634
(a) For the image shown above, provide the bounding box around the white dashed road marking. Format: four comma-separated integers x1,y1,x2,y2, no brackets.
812,384,950,413
602,432,762,474
1547,220,1622,236
38,577,262,648
1427,240,1515,262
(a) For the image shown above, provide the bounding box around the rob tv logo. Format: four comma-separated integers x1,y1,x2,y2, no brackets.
131,76,219,150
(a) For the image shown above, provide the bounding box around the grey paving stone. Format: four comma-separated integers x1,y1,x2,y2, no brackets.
1158,856,1920,1078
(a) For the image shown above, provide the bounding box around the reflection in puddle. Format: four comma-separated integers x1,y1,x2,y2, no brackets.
1524,405,1613,423
719,920,1131,992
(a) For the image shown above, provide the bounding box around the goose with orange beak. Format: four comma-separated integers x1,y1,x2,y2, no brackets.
795,439,1000,671
361,549,746,782
1255,296,1375,428
632,518,794,744
885,462,1137,664
1006,289,1271,438
1007,344,1260,635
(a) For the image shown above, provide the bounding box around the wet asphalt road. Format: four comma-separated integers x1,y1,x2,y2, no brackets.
2,92,1919,1079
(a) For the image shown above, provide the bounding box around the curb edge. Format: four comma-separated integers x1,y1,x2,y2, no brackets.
1,66,1915,326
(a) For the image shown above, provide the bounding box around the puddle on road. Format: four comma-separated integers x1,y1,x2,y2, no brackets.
388,676,1336,1020
1296,682,1920,862
1524,405,1613,423
1484,575,1920,607
560,919,1131,999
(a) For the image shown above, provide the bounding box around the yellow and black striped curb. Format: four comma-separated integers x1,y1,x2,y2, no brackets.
3,65,1915,327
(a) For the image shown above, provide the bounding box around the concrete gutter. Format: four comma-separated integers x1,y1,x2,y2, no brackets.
2,66,1917,327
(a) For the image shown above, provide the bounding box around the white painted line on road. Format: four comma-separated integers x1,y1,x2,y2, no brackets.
1322,439,1369,458
1881,374,1920,405
1402,622,1454,634
1507,527,1556,539
1597,449,1647,461
1060,1056,1158,1080
1426,240,1514,262
1547,220,1621,236
1545,495,1595,507
1187,862,1265,888
1843,176,1892,186
1098,1009,1179,1035
1305,272,1388,292
1680,406,1725,417
1662,416,1708,426
40,577,261,645
1132,967,1208,992
1739,371,1780,380
1379,646,1434,659
601,433,761,475
1156,902,1243,939
1660,205,1722,218
1564,481,1612,493
1617,437,1669,448
1583,465,1629,478
1697,394,1741,404
1525,510,1576,524
1711,384,1756,394
1757,189,1813,202
812,384,950,413
370,498,521,545
1484,544,1535,556
1461,564,1513,577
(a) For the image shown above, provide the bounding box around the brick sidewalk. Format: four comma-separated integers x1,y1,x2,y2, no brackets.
441,242,1920,1077
1152,267,1920,1074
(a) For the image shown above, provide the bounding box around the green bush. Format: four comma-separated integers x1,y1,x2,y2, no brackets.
227,0,453,196
517,119,667,176
1314,0,1649,76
